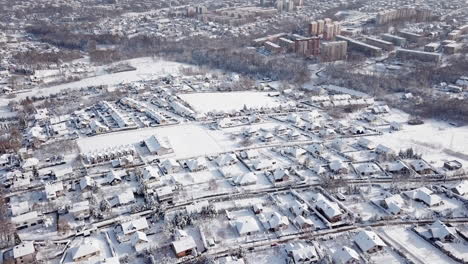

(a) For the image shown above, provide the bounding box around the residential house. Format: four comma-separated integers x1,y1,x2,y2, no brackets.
272,168,290,182
118,217,149,241
382,194,405,215
409,160,432,175
186,157,207,172
215,153,238,167
235,216,261,236
354,230,386,253
144,135,174,155
385,161,410,175
289,200,310,217
131,231,149,250
70,242,101,262
354,163,381,177
239,150,259,160
404,187,442,207
294,215,315,229
11,211,43,229
252,159,275,171
44,181,64,200
80,176,95,191
444,160,462,171
3,241,36,264
140,165,160,182
285,243,319,264
160,159,181,174
69,201,91,220
427,220,456,242
156,186,174,202
452,181,468,196
357,138,376,150
261,132,275,142
172,235,197,258
233,172,257,186
333,246,360,264
113,190,135,206
106,170,125,185
269,212,289,231
329,160,348,174
315,194,344,223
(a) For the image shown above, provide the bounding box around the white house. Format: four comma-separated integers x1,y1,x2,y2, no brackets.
333,246,360,264
235,216,260,236
145,135,174,155
354,230,386,253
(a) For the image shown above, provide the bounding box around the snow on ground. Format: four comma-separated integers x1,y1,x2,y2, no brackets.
178,92,283,114
0,57,188,108
381,226,458,264
373,109,468,167
77,124,237,159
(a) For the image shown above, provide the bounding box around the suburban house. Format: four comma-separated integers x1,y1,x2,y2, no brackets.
160,159,181,174
333,246,360,264
140,165,160,182
156,186,174,202
233,172,257,186
80,176,95,191
354,230,386,253
285,243,319,264
235,216,261,236
354,163,381,177
268,212,289,231
70,242,101,262
172,235,197,258
106,170,126,185
409,160,433,175
272,168,290,182
239,149,259,160
357,138,376,150
382,194,405,215
3,241,36,264
444,160,462,171
452,181,468,196
131,231,149,250
289,200,310,217
11,211,43,229
144,135,174,155
44,181,64,200
427,220,456,242
385,161,410,175
315,194,344,223
294,215,315,229
329,160,348,174
117,217,149,242
186,157,208,172
404,187,442,207
69,201,91,220
215,153,238,167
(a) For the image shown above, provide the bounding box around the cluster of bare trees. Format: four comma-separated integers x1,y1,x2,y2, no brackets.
12,50,82,66
0,187,15,249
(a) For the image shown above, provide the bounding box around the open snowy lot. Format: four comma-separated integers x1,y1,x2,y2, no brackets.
178,92,283,114
380,226,458,264
77,124,236,159
373,109,468,167
0,57,188,108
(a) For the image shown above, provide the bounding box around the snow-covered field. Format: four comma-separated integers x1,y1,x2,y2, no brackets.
0,57,188,108
77,124,236,159
374,109,468,167
380,226,458,264
178,92,283,114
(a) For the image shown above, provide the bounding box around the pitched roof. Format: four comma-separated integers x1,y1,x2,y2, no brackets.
235,216,260,235
71,242,100,260
121,217,149,235
354,230,386,252
333,246,360,264
13,241,35,258
172,236,197,254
